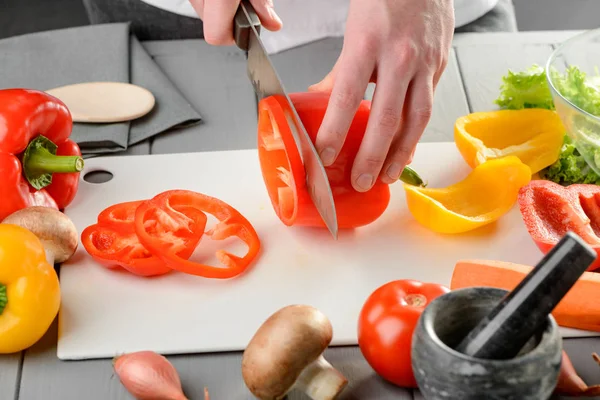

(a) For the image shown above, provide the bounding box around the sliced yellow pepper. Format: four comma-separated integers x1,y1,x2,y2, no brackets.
404,156,531,234
0,224,61,353
454,109,564,174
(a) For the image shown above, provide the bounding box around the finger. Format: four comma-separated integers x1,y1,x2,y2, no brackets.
380,73,434,184
314,48,375,167
350,63,411,191
188,0,205,19
250,0,283,31
201,0,240,45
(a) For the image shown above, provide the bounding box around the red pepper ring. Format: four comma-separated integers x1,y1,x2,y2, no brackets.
81,224,173,277
81,199,208,277
134,190,261,279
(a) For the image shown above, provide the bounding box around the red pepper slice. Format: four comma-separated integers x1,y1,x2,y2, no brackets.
134,190,261,279
81,200,207,277
257,92,391,229
518,180,600,271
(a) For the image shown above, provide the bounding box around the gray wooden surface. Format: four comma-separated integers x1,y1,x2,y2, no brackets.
3,30,600,399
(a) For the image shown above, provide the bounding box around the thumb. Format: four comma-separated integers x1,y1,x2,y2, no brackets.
250,0,283,31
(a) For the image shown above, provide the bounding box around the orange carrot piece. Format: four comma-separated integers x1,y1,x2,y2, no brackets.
451,259,600,332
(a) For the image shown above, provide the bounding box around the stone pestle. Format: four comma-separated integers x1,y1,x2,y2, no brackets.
455,231,597,360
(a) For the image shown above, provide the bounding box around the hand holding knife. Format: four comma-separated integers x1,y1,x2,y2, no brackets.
233,0,339,239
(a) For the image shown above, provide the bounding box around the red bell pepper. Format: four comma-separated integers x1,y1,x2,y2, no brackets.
518,180,600,271
257,92,391,229
81,200,207,277
134,190,261,279
0,89,83,221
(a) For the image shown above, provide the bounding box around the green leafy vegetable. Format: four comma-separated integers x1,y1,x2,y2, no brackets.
495,63,600,185
494,65,555,110
540,136,600,185
494,63,600,117
550,66,600,117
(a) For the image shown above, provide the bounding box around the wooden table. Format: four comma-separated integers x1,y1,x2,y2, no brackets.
2,29,600,400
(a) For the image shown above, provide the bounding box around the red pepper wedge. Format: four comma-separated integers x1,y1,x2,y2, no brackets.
0,89,84,221
257,92,391,229
518,180,600,271
134,190,261,279
81,200,207,277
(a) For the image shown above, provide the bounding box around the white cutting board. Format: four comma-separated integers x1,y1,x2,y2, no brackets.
57,142,598,360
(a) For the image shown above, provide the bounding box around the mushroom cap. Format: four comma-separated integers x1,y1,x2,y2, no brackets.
241,304,333,399
2,206,78,263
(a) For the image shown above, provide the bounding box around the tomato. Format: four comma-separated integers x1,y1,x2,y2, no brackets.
357,279,450,388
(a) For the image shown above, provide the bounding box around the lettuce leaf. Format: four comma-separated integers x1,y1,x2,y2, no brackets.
494,63,600,116
539,135,600,185
550,66,600,117
494,64,600,185
494,64,555,110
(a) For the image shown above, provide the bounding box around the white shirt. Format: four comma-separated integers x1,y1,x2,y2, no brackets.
140,0,499,54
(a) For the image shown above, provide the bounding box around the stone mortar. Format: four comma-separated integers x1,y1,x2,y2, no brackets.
411,287,562,400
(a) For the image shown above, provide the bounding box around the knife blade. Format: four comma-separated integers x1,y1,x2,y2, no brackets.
233,0,339,239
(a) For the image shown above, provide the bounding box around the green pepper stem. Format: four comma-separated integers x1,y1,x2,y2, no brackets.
25,146,83,174
400,166,427,187
0,284,7,315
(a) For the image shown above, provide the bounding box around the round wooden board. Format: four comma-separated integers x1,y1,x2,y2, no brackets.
46,82,155,123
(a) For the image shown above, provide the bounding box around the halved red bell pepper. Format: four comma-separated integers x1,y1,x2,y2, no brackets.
134,190,261,279
518,180,600,271
257,92,391,229
81,200,207,277
0,89,83,221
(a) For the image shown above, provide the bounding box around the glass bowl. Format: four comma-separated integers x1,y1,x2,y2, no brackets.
546,28,600,175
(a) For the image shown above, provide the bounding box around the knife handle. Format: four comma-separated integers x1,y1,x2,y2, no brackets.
234,0,262,51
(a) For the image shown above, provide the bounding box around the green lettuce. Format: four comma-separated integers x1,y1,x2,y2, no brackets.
550,66,600,117
494,64,600,185
494,64,555,110
539,135,600,185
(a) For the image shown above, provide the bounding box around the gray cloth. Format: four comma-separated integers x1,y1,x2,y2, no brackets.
0,23,202,154
82,0,517,41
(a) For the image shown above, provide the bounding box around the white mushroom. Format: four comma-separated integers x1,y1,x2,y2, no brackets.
2,206,78,265
242,304,348,400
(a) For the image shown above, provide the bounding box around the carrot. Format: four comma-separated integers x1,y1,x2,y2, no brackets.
450,259,600,332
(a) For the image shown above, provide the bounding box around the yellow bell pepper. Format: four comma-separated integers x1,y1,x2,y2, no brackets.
404,156,531,234
454,109,564,174
0,224,61,353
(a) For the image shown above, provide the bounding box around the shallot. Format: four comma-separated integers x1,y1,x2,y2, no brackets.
113,351,188,400
555,350,600,397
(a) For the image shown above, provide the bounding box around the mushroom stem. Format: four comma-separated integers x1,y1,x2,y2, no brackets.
44,248,56,267
2,206,78,265
292,355,348,400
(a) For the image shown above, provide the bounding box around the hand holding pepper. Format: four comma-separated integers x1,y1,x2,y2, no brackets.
0,89,84,220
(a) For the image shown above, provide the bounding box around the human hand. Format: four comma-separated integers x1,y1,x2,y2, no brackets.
310,0,455,192
189,0,283,45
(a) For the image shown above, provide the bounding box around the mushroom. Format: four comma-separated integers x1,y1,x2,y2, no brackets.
242,304,348,400
2,206,78,265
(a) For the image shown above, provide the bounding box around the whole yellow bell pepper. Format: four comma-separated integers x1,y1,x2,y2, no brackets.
0,224,61,353
454,109,564,174
404,156,531,234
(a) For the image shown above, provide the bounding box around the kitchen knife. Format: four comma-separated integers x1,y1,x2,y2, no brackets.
233,0,339,240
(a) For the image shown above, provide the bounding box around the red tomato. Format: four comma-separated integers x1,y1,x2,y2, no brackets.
357,279,450,388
